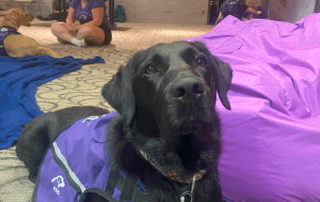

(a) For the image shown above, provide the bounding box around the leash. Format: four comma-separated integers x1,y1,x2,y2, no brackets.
180,175,196,202
139,148,208,202
104,164,198,202
104,167,157,202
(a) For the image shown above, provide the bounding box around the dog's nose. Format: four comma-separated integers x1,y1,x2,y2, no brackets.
171,77,205,99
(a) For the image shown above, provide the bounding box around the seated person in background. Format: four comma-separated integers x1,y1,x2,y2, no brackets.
214,0,262,26
0,8,22,16
50,0,112,47
37,0,71,21
244,0,269,20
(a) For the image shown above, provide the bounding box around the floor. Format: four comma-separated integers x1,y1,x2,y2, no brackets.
0,19,213,202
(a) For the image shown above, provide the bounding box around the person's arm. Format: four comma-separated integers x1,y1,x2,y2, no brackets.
66,7,76,26
214,11,223,26
0,8,22,16
73,7,104,29
246,7,261,16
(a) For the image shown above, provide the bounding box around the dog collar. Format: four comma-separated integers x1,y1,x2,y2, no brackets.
4,18,18,27
139,149,207,184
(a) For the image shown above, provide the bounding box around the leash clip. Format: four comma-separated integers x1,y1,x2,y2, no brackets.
180,174,196,202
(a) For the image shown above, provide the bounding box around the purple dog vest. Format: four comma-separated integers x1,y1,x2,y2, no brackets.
31,112,151,202
0,26,20,56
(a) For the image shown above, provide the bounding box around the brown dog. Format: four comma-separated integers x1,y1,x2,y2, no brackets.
0,9,58,57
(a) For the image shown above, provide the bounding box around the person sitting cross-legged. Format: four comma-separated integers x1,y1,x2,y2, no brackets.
50,0,112,47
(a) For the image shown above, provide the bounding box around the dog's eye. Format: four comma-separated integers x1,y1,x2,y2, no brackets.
196,58,206,66
146,65,158,75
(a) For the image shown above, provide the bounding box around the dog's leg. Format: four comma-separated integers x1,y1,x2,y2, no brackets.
4,35,58,58
34,46,58,58
16,120,51,183
7,46,58,58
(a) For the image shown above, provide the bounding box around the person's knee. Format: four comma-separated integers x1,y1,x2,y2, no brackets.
51,22,67,36
51,22,59,30
51,22,66,31
51,22,60,33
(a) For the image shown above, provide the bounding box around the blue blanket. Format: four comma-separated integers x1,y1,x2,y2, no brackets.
0,55,105,150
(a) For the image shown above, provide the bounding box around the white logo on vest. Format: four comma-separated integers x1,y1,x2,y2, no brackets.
51,175,65,195
82,114,107,126
1,27,8,32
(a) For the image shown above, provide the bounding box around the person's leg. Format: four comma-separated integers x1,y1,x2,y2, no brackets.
51,22,77,44
76,26,105,46
37,13,59,21
101,28,112,45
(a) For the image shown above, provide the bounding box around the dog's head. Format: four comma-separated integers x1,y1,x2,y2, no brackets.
102,41,232,181
1,9,34,30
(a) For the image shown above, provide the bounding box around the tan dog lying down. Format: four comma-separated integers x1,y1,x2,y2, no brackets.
0,10,58,58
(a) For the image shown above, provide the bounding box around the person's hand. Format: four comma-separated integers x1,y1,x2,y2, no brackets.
66,19,73,26
70,23,79,31
67,23,78,36
256,11,262,15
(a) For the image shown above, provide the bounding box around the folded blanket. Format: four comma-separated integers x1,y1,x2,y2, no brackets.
186,14,320,201
0,55,105,150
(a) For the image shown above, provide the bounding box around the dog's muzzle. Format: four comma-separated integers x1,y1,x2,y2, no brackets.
180,117,205,135
170,76,206,101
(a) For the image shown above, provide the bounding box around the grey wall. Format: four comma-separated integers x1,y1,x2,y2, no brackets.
269,0,317,22
0,0,52,17
114,0,209,25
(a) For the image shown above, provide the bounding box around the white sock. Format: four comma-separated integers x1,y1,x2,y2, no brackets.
71,38,87,47
78,39,87,47
71,38,81,47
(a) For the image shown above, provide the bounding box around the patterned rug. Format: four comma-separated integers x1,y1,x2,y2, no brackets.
0,19,213,202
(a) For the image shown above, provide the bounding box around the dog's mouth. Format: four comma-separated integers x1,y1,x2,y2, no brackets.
180,118,205,135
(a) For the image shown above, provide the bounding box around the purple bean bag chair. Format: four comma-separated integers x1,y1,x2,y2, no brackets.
186,14,320,201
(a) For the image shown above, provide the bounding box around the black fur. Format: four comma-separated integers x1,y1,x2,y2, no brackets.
102,41,232,201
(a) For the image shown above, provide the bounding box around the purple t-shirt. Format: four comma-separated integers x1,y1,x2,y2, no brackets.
70,0,111,30
256,5,268,19
244,5,268,19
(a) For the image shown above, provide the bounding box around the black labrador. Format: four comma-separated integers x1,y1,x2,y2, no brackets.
16,41,232,202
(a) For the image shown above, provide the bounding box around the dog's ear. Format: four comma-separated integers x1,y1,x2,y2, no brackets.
211,55,233,110
101,50,146,129
19,14,34,27
16,11,34,27
102,64,135,130
191,41,233,110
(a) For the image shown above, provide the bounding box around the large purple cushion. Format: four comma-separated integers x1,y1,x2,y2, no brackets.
186,14,320,201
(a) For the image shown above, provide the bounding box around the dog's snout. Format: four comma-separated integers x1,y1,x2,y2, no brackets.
171,77,205,99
